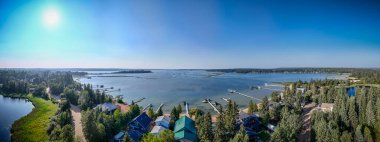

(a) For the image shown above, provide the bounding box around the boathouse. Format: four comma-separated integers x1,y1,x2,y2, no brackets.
174,116,198,142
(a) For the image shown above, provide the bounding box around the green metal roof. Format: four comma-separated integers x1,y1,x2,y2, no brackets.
173,116,197,134
174,130,198,142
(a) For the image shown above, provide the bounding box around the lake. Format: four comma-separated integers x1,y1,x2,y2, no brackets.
0,95,34,142
78,70,344,113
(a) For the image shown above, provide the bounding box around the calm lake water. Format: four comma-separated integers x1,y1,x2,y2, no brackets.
79,70,342,113
0,95,34,142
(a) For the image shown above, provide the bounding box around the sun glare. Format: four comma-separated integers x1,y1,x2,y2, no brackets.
43,8,60,28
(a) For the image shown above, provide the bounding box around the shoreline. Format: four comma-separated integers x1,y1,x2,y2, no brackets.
11,94,58,142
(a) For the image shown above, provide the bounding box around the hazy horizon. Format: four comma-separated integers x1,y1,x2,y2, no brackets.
1,0,380,68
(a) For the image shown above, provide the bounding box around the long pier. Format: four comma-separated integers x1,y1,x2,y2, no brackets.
155,103,164,113
185,102,190,116
207,100,221,114
134,97,145,104
143,104,152,111
229,89,262,101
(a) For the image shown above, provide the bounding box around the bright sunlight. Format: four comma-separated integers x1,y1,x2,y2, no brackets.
43,8,60,28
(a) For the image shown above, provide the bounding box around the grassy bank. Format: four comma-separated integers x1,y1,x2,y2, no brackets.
11,94,58,142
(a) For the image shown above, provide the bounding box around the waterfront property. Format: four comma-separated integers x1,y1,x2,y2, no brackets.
154,115,171,129
128,112,152,141
96,102,119,113
174,116,198,142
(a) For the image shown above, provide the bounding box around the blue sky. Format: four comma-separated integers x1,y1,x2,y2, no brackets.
0,0,379,69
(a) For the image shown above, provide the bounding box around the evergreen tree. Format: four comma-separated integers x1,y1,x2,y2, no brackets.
359,88,367,124
157,107,163,116
158,129,175,142
366,99,376,126
355,125,364,142
214,114,227,142
376,98,380,120
199,112,214,141
61,124,74,142
147,107,156,119
348,97,358,129
169,107,178,130
364,126,374,142
230,125,249,142
224,101,238,140
247,100,254,114
177,104,182,115
340,131,352,142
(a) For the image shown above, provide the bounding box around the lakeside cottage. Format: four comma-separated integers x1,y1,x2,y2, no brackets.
154,115,171,129
96,102,118,113
174,116,198,142
128,112,152,141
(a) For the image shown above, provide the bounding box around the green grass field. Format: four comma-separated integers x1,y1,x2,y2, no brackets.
11,94,58,142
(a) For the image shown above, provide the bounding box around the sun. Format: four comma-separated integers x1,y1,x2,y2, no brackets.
43,8,60,28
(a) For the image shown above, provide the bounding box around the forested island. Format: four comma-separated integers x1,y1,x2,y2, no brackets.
1,68,380,142
111,70,152,74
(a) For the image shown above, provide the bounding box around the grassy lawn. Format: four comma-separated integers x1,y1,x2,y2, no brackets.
11,94,58,142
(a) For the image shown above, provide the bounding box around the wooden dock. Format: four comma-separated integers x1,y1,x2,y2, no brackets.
207,100,221,114
155,103,164,113
229,89,262,101
185,102,190,116
143,104,152,111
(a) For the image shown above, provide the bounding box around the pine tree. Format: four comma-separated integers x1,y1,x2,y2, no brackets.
230,125,249,142
340,131,352,142
157,107,163,116
214,114,227,142
359,88,367,124
199,112,213,141
177,104,182,115
355,125,364,142
376,98,380,120
224,101,238,140
366,99,375,126
364,126,374,142
169,107,178,130
348,97,358,129
248,100,254,114
147,107,155,119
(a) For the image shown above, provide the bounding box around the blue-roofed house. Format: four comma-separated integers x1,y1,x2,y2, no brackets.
96,102,119,113
347,87,356,97
128,112,152,141
127,130,142,142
